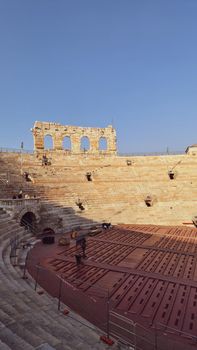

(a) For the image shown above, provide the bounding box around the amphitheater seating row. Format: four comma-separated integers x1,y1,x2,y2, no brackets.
0,208,117,350
1,151,197,227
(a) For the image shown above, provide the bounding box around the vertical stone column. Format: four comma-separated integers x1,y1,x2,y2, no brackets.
90,136,99,153
53,132,63,150
106,126,117,154
71,134,81,153
32,128,44,150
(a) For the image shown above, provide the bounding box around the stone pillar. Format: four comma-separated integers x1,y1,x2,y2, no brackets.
105,126,117,154
90,136,99,153
71,134,80,153
32,126,44,150
53,132,63,150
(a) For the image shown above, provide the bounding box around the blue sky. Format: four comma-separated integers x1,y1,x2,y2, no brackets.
0,0,197,152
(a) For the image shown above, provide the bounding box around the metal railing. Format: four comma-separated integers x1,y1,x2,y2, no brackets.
0,198,40,208
22,258,112,340
0,171,10,186
9,235,197,350
0,146,186,157
0,147,34,154
118,151,185,157
9,216,37,265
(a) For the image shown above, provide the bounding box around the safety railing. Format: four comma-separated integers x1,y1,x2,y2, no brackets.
0,147,34,154
0,172,9,185
0,198,40,208
109,311,154,350
0,146,187,157
9,215,38,266
31,264,109,325
118,151,185,157
155,322,197,350
10,235,197,350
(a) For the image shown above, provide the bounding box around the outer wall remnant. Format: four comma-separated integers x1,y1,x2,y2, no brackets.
32,121,117,155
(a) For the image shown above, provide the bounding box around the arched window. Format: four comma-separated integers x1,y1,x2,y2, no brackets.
99,137,107,150
62,136,71,151
80,136,90,151
44,135,53,149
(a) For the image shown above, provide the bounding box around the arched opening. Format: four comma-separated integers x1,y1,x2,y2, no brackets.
80,136,90,151
168,170,175,180
62,136,71,151
44,135,53,150
86,172,92,181
99,137,107,151
144,195,153,207
42,227,55,235
126,160,132,166
20,212,36,232
41,227,55,244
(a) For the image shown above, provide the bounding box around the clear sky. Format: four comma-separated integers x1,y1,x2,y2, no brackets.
0,0,197,153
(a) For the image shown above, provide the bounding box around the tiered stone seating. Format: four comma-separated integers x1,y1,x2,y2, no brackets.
1,151,197,227
0,153,41,199
0,208,117,349
34,154,197,225
1,149,197,348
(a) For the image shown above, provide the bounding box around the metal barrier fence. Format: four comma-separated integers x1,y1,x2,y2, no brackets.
155,322,197,350
109,311,197,350
109,311,155,350
26,260,110,336
11,240,197,350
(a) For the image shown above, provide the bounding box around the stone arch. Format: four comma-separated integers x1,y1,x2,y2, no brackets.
42,227,55,235
44,134,53,150
99,137,108,151
32,121,117,154
80,136,90,151
62,136,71,151
20,211,37,232
17,207,40,225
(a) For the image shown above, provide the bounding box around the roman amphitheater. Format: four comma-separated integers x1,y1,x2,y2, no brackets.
1,121,197,350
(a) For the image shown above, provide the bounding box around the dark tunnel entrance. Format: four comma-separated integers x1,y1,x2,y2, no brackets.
20,212,36,233
42,227,55,235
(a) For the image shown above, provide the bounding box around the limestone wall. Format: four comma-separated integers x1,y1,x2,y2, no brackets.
1,140,197,230
32,121,117,154
28,152,197,226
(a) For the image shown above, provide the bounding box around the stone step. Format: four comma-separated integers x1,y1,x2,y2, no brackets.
9,322,60,349
0,339,12,350
0,222,22,235
35,344,57,350
0,322,35,350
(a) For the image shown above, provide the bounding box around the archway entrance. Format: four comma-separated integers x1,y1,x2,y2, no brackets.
42,227,55,235
20,212,36,232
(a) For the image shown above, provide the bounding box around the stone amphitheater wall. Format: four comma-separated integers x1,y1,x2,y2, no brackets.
1,119,197,229
32,121,117,154
1,149,197,228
